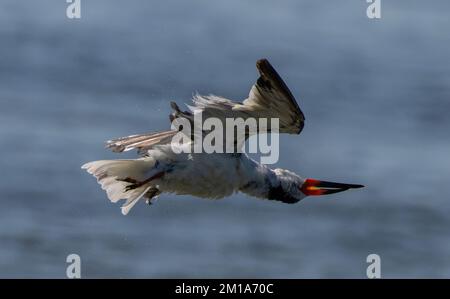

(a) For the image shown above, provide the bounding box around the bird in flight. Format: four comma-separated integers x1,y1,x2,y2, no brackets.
82,59,364,215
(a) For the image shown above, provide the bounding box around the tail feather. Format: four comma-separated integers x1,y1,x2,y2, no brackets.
82,159,155,215
120,186,151,215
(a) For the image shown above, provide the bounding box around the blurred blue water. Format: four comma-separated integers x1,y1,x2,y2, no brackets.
0,0,450,278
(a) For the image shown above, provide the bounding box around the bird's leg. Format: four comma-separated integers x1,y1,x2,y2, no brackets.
144,187,161,205
116,177,139,184
117,171,165,192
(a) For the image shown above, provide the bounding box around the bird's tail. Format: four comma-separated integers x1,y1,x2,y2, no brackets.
82,159,155,215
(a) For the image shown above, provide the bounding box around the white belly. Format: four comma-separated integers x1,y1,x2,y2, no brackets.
157,152,242,199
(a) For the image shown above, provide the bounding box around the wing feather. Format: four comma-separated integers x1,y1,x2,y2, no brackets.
178,59,305,136
239,58,305,134
106,130,177,155
106,59,304,155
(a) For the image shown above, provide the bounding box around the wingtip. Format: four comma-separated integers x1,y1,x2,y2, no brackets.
170,101,180,112
256,58,270,70
105,142,125,153
255,58,281,82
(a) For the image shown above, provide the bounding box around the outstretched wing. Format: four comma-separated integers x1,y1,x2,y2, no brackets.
239,58,305,134
106,130,177,155
107,59,304,155
176,58,305,136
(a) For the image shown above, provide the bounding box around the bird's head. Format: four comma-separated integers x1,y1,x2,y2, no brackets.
271,168,364,203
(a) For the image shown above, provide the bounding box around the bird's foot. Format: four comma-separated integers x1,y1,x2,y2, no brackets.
116,177,145,191
144,187,161,205
124,183,143,192
117,172,165,192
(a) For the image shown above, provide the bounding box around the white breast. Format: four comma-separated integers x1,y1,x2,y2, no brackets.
152,146,244,199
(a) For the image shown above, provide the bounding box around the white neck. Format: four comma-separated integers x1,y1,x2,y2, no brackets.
238,156,303,203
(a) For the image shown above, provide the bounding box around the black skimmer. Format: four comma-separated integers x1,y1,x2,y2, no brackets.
82,59,364,214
